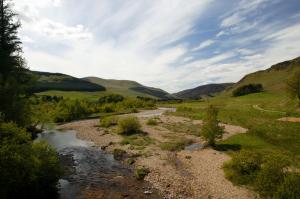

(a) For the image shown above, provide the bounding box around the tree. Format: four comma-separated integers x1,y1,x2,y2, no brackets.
0,0,32,126
232,84,263,97
287,70,300,106
201,105,224,146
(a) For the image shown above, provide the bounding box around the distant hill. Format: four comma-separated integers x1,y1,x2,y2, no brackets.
83,77,175,100
30,71,105,92
174,83,234,99
227,56,300,94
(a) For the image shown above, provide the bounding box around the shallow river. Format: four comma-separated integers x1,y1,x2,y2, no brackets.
37,130,162,199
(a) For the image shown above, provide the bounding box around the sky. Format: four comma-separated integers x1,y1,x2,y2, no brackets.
13,0,300,92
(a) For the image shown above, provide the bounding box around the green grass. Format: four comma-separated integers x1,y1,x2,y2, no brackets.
163,92,300,165
162,122,200,136
160,137,193,151
120,134,155,150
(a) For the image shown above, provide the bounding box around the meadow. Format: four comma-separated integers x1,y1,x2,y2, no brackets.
162,92,300,166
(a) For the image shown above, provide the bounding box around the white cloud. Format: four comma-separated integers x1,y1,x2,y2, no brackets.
221,13,244,28
13,0,300,93
192,39,216,51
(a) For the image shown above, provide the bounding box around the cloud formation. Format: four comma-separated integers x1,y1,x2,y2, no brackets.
13,0,300,92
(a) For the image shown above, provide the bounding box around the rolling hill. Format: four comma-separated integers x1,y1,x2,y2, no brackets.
226,56,300,95
29,71,105,92
174,83,234,99
30,71,175,100
83,77,175,100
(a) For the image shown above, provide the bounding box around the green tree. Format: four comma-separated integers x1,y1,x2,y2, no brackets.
0,0,32,126
201,105,224,146
287,70,300,106
0,122,62,198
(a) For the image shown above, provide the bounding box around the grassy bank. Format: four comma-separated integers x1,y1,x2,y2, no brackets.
163,92,300,165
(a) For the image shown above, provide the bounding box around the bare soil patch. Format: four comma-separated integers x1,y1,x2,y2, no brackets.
277,117,300,123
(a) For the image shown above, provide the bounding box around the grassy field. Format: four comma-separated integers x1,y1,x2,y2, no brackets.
163,92,300,166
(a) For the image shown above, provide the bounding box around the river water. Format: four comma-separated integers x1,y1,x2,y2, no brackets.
37,130,162,199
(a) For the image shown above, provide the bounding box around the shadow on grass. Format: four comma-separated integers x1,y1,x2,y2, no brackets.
214,144,241,151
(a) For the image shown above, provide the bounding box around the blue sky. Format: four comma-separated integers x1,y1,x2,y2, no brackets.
14,0,300,92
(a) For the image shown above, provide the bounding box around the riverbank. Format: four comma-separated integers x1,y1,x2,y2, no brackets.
58,109,255,199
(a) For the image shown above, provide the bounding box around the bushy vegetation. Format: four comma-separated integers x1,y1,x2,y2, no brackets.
112,148,126,160
201,105,224,146
99,116,119,128
160,137,193,151
233,83,263,97
224,150,299,199
120,134,155,150
117,116,141,135
135,166,150,180
98,94,124,104
0,1,62,198
0,122,62,198
146,117,159,125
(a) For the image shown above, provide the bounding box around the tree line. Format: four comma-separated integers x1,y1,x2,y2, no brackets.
0,1,62,198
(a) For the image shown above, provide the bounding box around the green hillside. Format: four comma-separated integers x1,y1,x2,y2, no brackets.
83,77,175,100
174,83,234,99
30,71,105,92
227,56,300,95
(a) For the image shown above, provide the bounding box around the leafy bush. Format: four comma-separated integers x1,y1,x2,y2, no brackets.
120,135,155,149
0,122,62,198
117,116,141,135
276,173,300,199
113,148,126,160
135,166,150,180
254,155,289,198
98,94,124,104
101,104,115,113
100,116,119,128
160,138,193,151
201,105,224,146
223,150,263,185
233,83,263,97
146,117,158,125
224,150,295,199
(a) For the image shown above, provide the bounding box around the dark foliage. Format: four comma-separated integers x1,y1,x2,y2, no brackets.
0,0,33,126
0,122,62,199
232,83,263,97
98,94,124,104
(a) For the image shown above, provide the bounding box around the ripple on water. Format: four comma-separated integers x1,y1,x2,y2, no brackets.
37,130,162,199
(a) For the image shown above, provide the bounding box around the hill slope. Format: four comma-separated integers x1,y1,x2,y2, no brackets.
83,77,175,99
30,71,105,92
227,56,300,94
174,83,234,99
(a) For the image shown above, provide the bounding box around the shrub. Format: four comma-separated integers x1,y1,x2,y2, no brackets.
100,116,119,128
113,148,126,160
135,166,150,180
98,94,124,104
117,116,141,135
232,83,263,97
0,122,62,198
102,104,115,113
146,118,158,125
254,155,289,198
275,173,300,199
120,135,154,149
201,105,224,146
160,138,193,151
223,150,263,185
